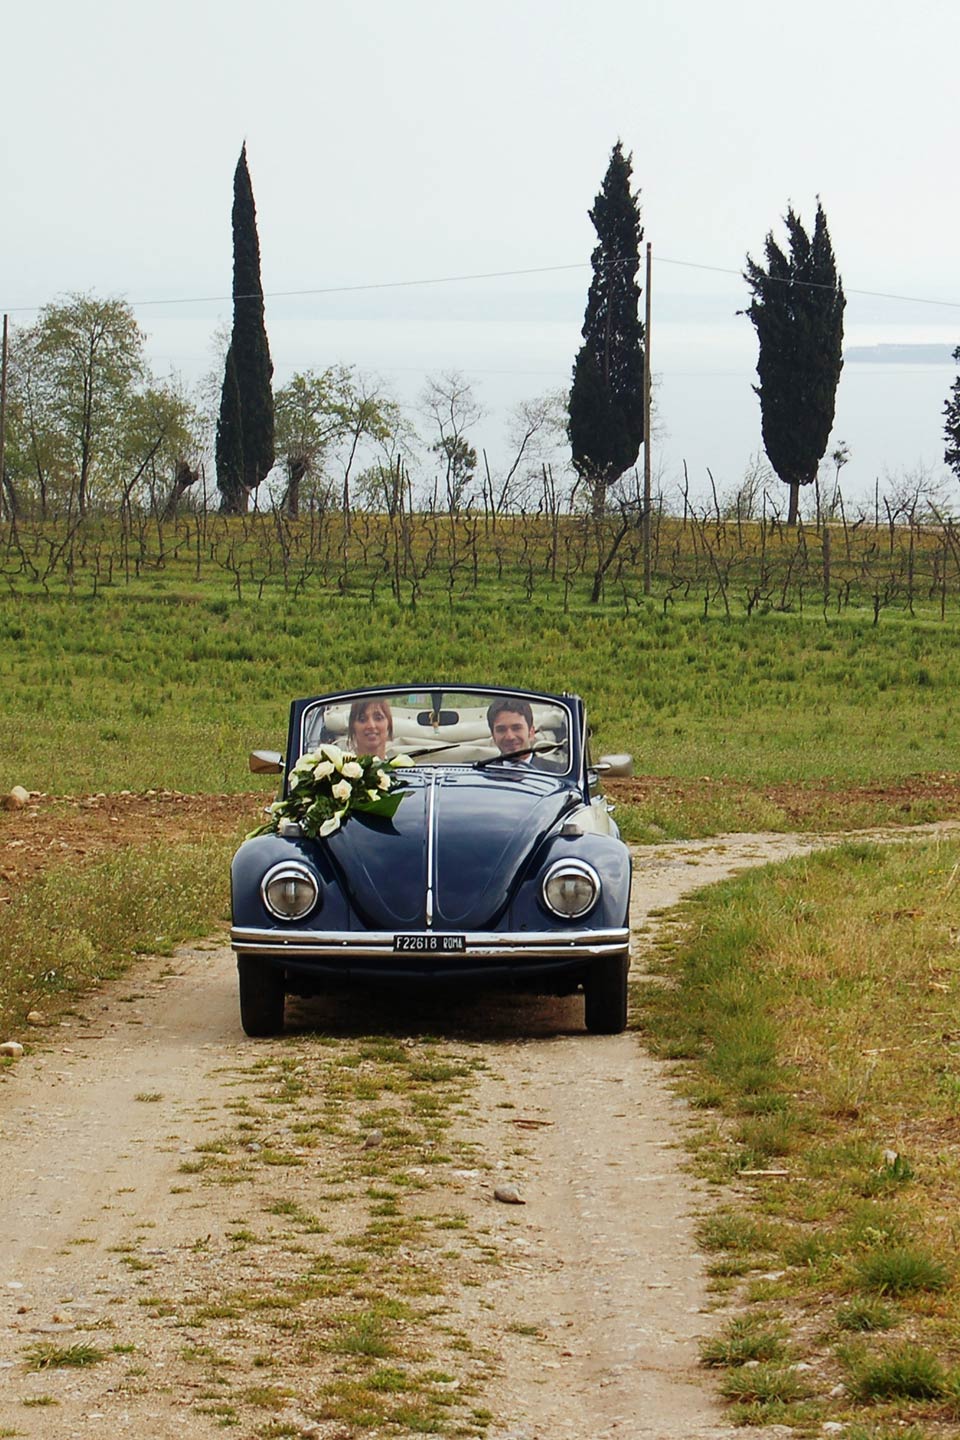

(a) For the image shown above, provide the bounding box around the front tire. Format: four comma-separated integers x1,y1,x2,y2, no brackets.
583,952,629,1034
238,956,286,1037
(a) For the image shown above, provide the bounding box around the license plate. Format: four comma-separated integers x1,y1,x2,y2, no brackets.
393,933,466,953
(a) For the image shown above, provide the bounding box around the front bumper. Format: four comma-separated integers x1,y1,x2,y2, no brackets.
231,926,629,986
231,926,629,964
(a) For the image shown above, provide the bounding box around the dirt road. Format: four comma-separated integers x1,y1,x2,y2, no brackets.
0,827,948,1439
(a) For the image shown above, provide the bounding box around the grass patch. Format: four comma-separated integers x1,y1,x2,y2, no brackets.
696,1211,778,1255
0,839,233,1036
332,1312,395,1359
855,1246,950,1295
836,1299,897,1333
23,1342,105,1370
718,1361,810,1404
850,1343,951,1401
638,834,960,1431
700,1317,787,1367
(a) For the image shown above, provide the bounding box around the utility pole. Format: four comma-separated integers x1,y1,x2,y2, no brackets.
0,315,8,520
642,244,652,594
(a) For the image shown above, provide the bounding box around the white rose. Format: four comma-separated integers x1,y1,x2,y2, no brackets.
288,772,301,789
377,771,392,791
332,779,352,803
342,761,363,779
318,815,341,838
313,760,334,779
320,743,344,768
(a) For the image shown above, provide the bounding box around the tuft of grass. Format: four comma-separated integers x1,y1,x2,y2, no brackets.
364,1366,411,1394
23,1342,105,1370
700,1317,787,1367
836,1298,897,1333
718,1361,810,1405
780,1231,836,1271
851,1343,949,1400
843,1427,931,1440
734,1112,803,1163
120,1255,152,1272
240,1383,291,1409
855,1246,950,1296
332,1311,394,1359
696,1212,777,1255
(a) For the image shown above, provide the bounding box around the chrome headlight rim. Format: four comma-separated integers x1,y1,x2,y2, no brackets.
261,861,320,921
541,858,601,920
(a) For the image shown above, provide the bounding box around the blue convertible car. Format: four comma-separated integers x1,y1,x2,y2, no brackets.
230,685,633,1036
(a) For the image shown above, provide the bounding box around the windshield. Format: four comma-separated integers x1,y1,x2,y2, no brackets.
300,688,572,774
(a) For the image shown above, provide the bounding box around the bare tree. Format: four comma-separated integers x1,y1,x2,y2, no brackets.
421,372,482,514
720,451,773,523
483,391,567,521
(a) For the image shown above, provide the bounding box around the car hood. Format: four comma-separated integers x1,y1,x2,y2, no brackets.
324,768,577,930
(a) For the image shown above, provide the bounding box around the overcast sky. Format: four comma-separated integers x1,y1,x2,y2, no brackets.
4,0,960,502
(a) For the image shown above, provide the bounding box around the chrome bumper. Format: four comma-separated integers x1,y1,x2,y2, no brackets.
230,926,630,962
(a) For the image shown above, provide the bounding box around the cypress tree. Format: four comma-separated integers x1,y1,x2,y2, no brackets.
216,144,274,514
568,142,645,513
215,343,244,511
744,202,845,524
943,347,960,480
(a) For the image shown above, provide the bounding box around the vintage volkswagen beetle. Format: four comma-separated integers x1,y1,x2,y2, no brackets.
230,685,633,1036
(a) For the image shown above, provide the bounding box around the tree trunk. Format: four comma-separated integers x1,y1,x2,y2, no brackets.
161,460,200,522
787,481,800,525
219,482,250,516
282,457,307,518
1,466,18,520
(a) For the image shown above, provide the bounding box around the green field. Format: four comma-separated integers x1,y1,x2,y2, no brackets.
2,508,959,794
2,587,958,796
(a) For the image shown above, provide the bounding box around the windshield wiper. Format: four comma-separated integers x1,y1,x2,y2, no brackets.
403,740,475,760
475,742,564,769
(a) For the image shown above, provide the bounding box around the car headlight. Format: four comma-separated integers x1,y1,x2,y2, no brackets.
541,859,601,919
261,862,320,921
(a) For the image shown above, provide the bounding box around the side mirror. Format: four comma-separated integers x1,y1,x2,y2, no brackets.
593,754,633,778
249,750,283,775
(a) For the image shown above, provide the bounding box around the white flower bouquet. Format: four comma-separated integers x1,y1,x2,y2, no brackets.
251,744,413,840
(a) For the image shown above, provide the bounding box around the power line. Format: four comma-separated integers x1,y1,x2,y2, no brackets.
1,264,589,315
661,255,960,309
4,255,960,317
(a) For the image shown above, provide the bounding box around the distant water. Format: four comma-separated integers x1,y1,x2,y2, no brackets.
143,294,960,513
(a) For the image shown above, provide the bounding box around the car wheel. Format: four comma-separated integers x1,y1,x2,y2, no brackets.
237,956,286,1037
583,952,629,1035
